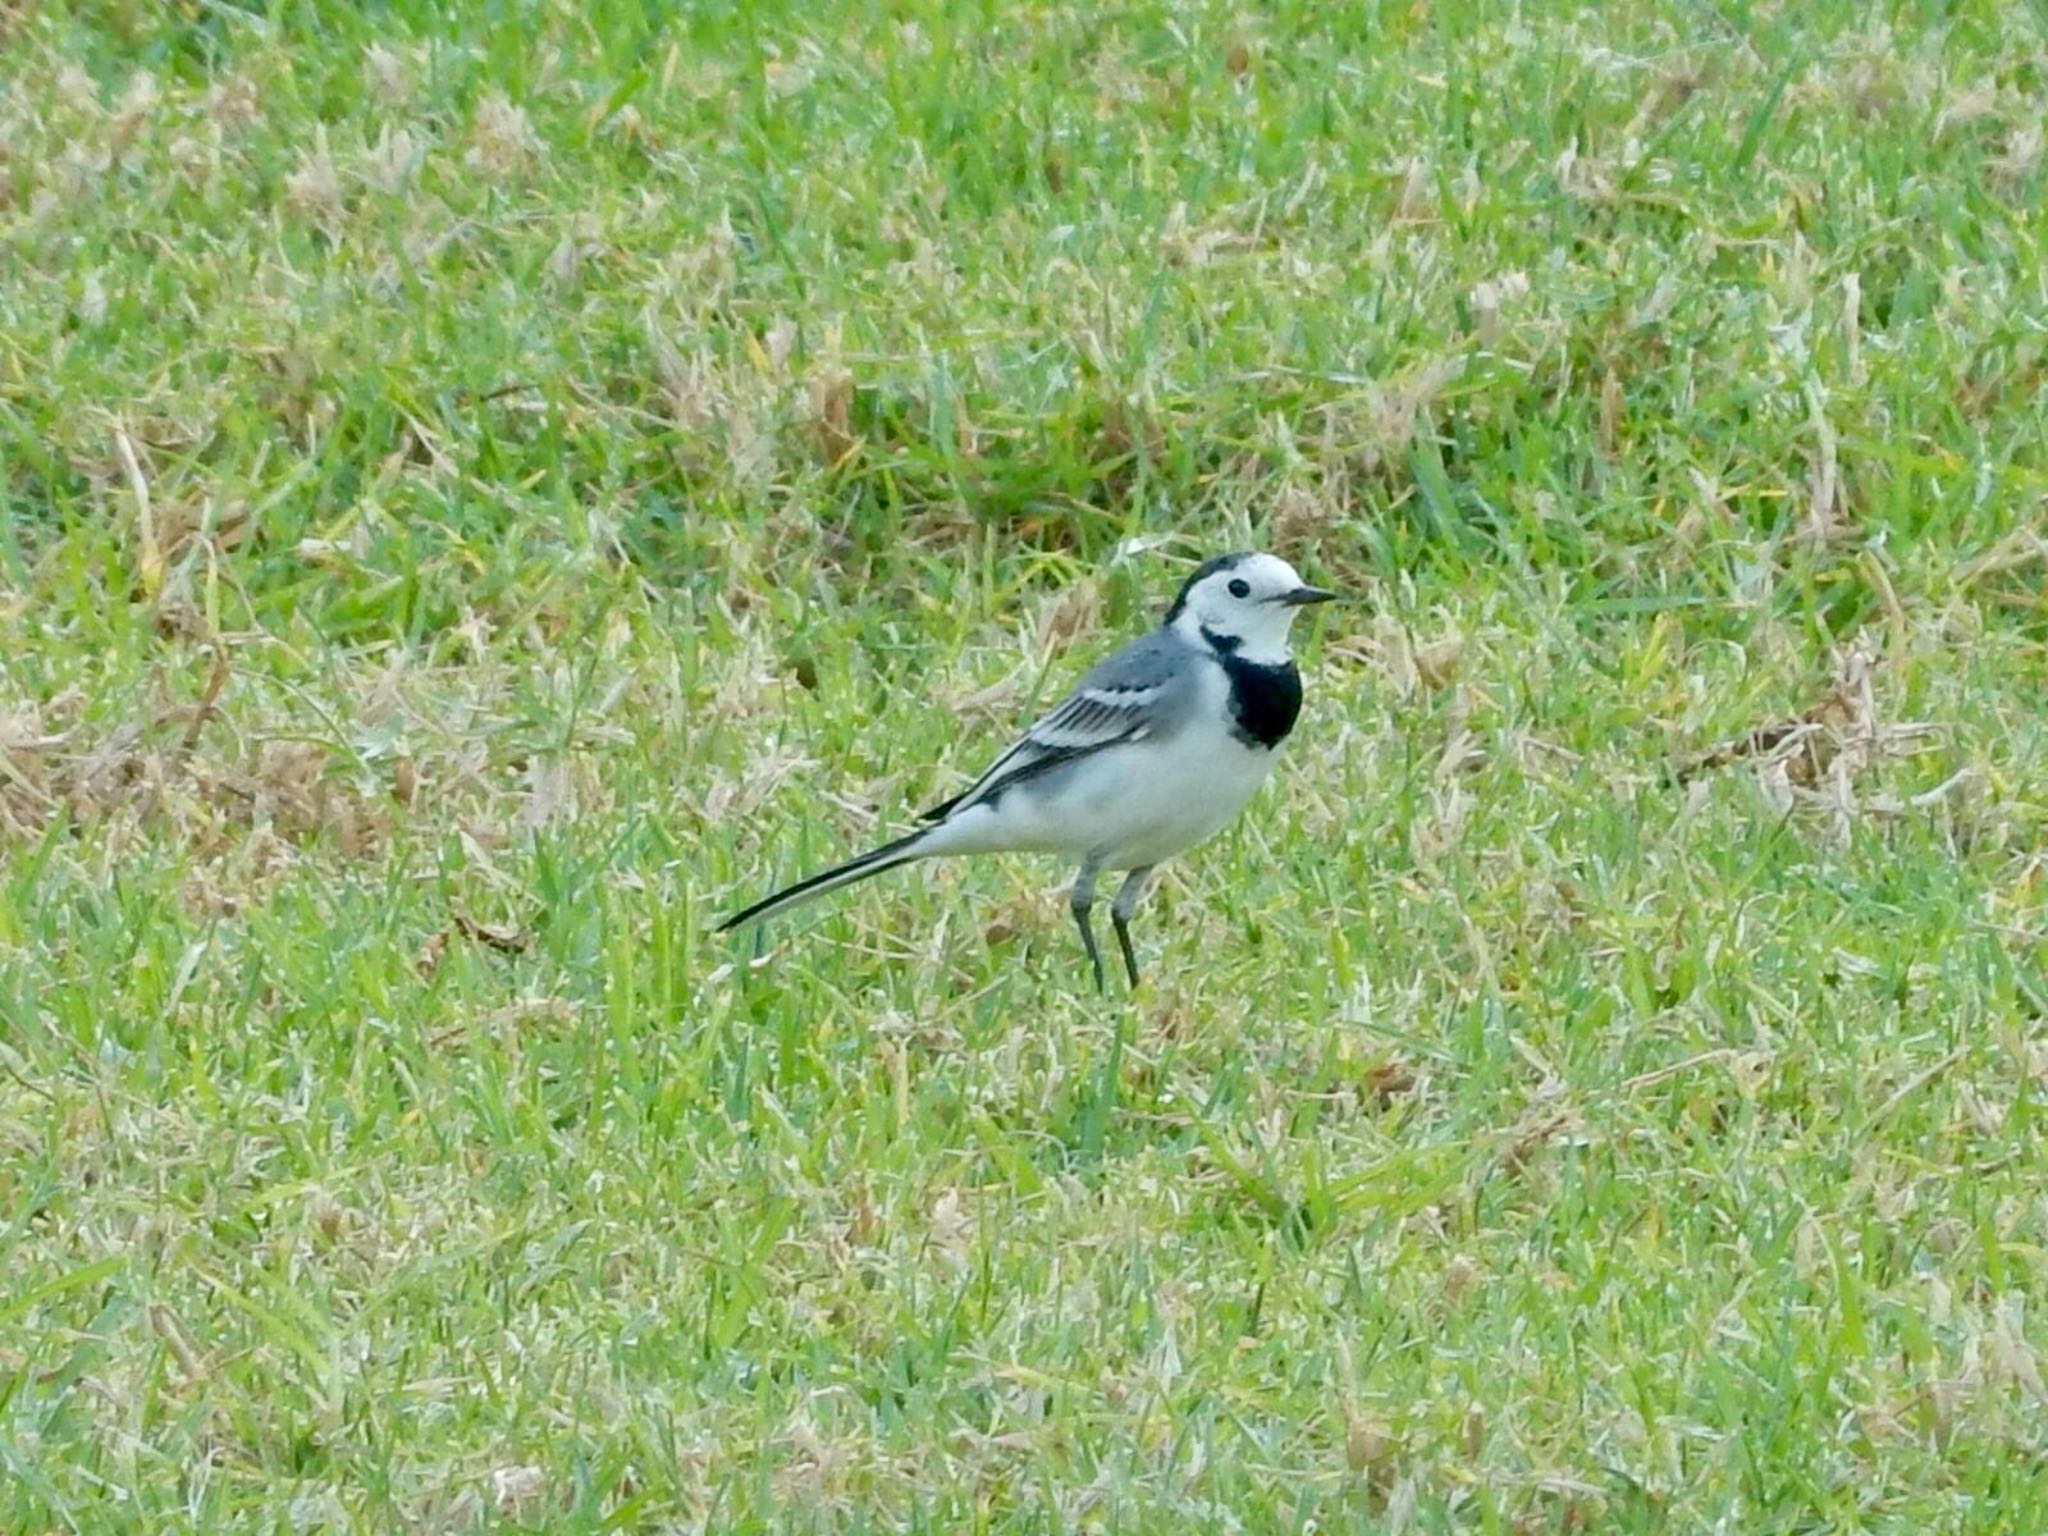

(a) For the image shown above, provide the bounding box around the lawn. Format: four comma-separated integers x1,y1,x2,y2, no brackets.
3,0,2047,1529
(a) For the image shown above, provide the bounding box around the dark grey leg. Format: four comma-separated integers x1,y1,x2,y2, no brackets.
1110,866,1155,988
1070,859,1105,995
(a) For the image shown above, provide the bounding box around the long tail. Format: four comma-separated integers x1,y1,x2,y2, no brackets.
715,828,933,932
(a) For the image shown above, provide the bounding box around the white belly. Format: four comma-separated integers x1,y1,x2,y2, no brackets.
1067,731,1277,867
925,669,1282,870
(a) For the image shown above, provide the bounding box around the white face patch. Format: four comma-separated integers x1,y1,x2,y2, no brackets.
1171,554,1316,665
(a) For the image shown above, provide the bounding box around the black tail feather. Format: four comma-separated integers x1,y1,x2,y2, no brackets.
715,829,930,932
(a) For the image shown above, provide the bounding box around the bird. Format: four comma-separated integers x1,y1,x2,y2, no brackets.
716,551,1338,991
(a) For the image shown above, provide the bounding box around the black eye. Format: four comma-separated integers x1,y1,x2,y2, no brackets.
1227,578,1251,598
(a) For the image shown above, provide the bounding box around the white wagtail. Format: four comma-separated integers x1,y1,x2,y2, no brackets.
718,552,1337,990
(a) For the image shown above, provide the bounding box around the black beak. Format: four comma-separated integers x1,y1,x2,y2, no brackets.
1276,585,1339,606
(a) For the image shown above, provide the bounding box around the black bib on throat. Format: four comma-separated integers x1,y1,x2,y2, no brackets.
1202,627,1304,749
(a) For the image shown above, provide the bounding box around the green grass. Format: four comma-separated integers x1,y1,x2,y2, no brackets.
3,0,2047,1528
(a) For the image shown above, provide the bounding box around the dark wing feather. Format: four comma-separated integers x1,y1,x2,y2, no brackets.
920,634,1179,822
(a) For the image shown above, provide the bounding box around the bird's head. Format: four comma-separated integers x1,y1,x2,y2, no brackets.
1165,551,1337,664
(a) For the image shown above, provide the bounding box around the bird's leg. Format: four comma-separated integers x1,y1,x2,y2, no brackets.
1110,866,1155,988
1070,859,1105,995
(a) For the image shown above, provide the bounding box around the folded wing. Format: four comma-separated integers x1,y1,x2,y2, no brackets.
920,634,1180,823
